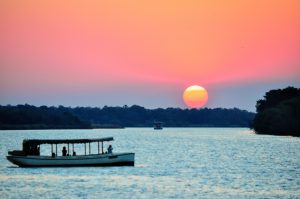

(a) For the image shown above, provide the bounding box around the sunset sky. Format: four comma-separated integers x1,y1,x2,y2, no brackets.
1,0,300,111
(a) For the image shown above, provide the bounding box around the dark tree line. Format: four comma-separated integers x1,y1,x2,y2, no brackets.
0,104,255,129
0,105,91,129
71,106,254,127
252,87,300,136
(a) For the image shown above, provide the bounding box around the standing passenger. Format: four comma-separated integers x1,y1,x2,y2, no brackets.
62,146,67,156
37,146,40,156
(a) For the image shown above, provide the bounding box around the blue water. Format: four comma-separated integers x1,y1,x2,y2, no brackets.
0,128,299,198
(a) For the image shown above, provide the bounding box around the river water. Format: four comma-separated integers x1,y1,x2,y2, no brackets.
0,128,299,198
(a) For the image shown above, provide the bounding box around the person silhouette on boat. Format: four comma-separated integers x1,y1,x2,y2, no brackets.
37,146,40,156
107,145,113,154
62,146,67,156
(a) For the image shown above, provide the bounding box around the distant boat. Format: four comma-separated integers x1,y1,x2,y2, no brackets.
7,137,134,167
154,121,163,130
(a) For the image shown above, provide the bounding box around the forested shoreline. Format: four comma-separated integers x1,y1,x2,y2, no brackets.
0,105,91,130
0,105,255,129
252,87,300,137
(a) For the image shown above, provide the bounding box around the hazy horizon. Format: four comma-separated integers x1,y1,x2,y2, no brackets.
1,81,299,112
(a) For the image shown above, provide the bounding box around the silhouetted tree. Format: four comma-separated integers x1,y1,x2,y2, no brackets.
253,87,300,136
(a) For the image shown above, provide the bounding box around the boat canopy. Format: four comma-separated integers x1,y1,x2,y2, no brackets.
23,137,114,145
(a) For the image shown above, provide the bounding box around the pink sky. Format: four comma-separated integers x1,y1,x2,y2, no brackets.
1,1,300,111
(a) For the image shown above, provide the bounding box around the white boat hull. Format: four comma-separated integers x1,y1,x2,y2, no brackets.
7,153,134,167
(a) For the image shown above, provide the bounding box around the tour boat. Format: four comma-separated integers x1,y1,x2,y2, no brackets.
154,121,163,130
7,137,134,167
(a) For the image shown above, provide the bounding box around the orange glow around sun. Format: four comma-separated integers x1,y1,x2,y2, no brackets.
183,85,208,108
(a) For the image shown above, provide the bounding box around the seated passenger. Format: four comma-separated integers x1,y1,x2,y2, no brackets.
107,145,113,154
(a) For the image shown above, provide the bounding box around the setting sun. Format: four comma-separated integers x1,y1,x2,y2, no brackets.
183,85,208,108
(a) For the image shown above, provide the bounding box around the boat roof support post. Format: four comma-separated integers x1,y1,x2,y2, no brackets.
89,143,91,154
98,141,99,154
51,144,53,154
72,144,74,154
68,143,69,156
101,141,104,154
85,143,86,155
56,144,57,157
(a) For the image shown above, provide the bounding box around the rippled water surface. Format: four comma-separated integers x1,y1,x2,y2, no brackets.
0,128,299,198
